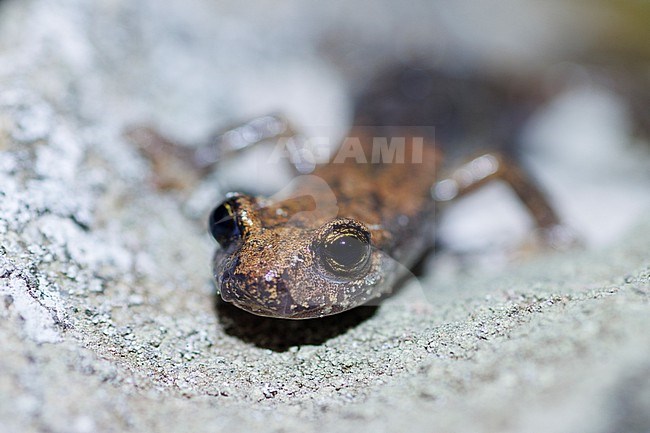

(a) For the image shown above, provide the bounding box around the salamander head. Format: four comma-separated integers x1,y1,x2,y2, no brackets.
209,193,391,319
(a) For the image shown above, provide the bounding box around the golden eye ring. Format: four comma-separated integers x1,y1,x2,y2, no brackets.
314,219,371,280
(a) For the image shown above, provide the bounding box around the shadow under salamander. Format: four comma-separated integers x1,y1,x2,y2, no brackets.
214,297,378,352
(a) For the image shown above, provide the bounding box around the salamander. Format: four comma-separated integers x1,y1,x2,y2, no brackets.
129,65,573,319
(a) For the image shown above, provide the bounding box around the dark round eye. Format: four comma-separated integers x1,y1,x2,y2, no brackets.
324,235,368,268
317,223,371,279
208,200,241,247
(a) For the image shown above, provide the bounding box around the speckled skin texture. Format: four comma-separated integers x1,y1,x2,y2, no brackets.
213,130,441,318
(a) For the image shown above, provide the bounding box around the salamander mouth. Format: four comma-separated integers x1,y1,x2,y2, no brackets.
233,300,339,319
218,278,349,319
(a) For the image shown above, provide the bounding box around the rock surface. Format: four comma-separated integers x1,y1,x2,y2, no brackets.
1,1,649,433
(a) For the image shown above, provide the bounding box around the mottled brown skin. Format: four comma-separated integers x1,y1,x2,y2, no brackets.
213,130,442,318
129,65,571,320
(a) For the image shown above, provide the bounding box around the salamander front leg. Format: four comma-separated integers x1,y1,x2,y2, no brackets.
124,114,307,190
433,153,578,249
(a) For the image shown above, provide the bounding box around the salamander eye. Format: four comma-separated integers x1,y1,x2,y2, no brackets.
209,200,241,247
316,221,371,280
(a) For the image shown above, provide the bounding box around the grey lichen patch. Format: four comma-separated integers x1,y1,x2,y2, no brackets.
0,256,63,344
